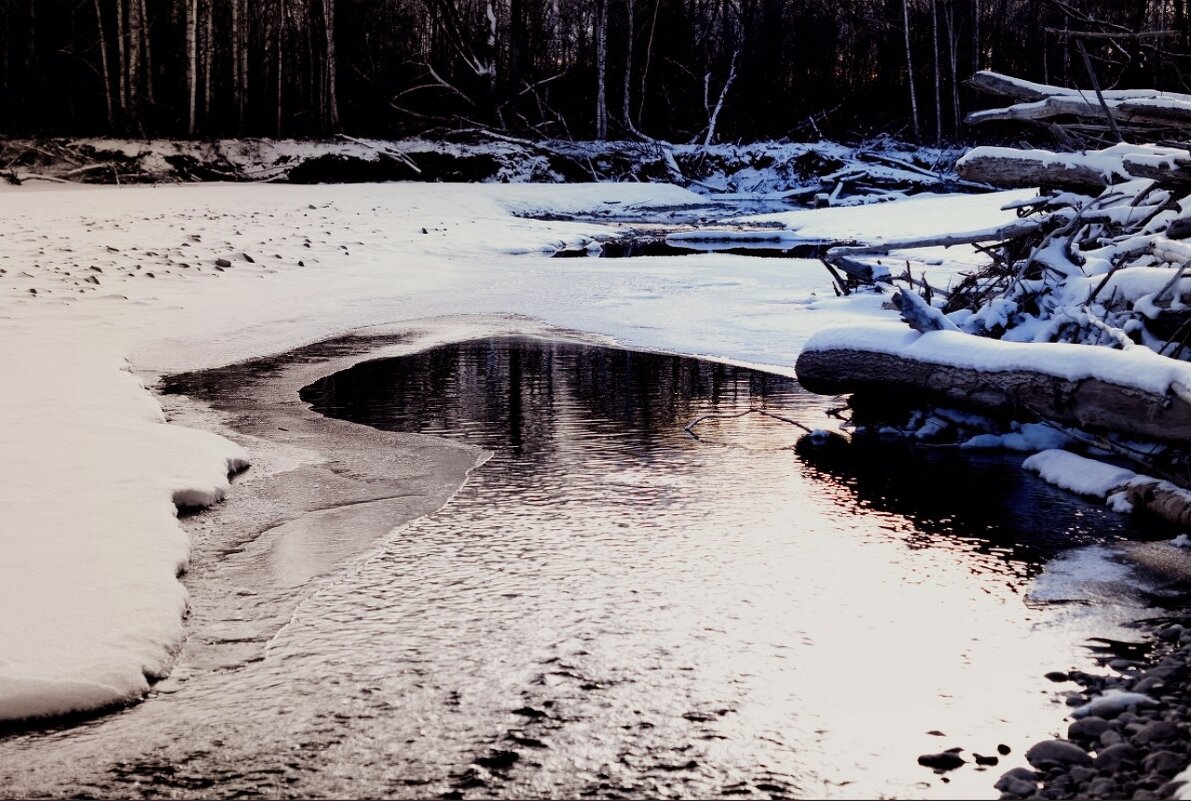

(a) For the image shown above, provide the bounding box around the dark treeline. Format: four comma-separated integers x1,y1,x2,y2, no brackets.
1,0,1189,142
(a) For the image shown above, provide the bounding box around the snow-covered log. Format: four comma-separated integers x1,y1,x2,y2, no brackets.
965,70,1191,144
956,144,1191,192
1123,479,1191,527
794,347,1191,447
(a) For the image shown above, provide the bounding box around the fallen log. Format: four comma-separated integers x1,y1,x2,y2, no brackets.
827,218,1043,257
967,95,1191,129
1123,479,1191,527
956,145,1191,192
966,70,1175,104
795,347,1191,447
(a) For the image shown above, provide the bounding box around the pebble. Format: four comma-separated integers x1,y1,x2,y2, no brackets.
1134,720,1179,745
1101,729,1124,747
995,767,1039,792
918,751,965,771
1025,740,1092,769
1134,676,1165,695
1094,742,1138,772
1158,625,1184,642
1068,716,1111,740
1142,749,1184,776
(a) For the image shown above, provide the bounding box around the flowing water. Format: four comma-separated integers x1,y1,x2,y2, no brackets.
0,337,1180,799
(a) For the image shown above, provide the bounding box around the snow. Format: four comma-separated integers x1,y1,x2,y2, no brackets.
1022,450,1138,499
803,324,1191,397
0,180,1032,722
961,423,1072,453
956,143,1191,185
1070,689,1158,719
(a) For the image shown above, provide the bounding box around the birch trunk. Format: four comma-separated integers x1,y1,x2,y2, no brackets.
127,0,140,118
114,0,125,113
622,0,634,126
139,0,153,104
186,0,196,135
93,0,114,128
932,0,942,144
276,0,285,137
595,0,608,140
323,0,339,130
902,0,921,142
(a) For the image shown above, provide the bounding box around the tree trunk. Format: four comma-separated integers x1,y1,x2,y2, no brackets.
93,0,114,129
637,0,659,129
139,0,153,104
704,49,738,147
595,0,608,140
323,0,339,131
186,0,196,135
902,0,921,142
276,0,285,137
231,0,241,129
127,0,140,120
973,0,981,70
944,0,960,136
622,0,634,127
114,0,126,114
932,0,942,144
239,0,249,127
202,0,212,126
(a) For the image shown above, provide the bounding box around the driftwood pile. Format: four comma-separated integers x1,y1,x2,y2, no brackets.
803,70,1191,515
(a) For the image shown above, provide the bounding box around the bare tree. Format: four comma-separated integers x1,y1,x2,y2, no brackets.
92,0,114,128
942,0,960,136
903,0,921,141
186,0,197,134
703,48,738,146
114,0,125,114
323,0,340,131
622,0,634,127
595,0,608,139
139,0,153,104
932,0,942,145
128,0,141,121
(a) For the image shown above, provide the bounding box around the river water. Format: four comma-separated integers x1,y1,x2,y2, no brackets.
0,337,1178,799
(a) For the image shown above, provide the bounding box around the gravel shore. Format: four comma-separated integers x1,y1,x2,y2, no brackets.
995,616,1191,801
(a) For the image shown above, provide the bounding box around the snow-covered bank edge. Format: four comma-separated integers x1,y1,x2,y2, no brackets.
0,136,970,208
0,338,250,723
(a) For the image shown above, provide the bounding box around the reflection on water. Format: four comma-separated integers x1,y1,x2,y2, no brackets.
0,337,1168,800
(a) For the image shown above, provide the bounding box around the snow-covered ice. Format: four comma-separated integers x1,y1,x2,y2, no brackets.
0,180,1040,721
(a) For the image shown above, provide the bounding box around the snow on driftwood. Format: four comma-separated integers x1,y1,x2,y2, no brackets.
797,71,1191,518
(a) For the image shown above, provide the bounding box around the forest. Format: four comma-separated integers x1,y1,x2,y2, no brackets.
0,0,1188,143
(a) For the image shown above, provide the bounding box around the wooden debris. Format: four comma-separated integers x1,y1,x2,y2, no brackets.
795,347,1191,447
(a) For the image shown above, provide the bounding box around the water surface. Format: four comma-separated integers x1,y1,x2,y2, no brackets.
0,336,1173,800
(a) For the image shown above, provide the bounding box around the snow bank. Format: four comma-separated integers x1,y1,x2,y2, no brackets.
1022,450,1137,499
803,324,1191,397
0,331,247,720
